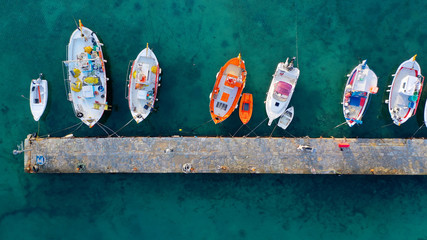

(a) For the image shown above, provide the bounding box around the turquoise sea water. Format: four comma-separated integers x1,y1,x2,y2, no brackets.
1,0,427,239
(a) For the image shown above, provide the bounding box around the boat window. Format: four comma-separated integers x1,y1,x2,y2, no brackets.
243,103,250,111
273,82,292,101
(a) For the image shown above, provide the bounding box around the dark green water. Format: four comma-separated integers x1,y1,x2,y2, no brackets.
1,0,427,239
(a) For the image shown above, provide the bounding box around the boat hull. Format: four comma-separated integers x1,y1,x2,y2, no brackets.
30,77,48,121
266,60,299,126
388,55,424,126
342,60,378,127
65,26,107,128
128,47,160,123
209,55,247,124
239,93,253,124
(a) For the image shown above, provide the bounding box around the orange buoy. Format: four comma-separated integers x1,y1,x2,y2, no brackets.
239,93,253,124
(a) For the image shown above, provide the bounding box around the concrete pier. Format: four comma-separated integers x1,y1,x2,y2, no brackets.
23,135,427,175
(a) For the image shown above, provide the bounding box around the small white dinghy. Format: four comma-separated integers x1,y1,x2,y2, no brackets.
266,57,299,126
342,60,378,127
127,43,161,123
277,106,294,130
30,73,48,121
63,20,108,128
387,55,424,126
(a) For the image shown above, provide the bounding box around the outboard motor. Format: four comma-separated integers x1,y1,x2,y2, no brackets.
287,57,296,71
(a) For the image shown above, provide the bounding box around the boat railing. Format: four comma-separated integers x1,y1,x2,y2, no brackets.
62,61,73,102
65,44,69,61
125,60,133,99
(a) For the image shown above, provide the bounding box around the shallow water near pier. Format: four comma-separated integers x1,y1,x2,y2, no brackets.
1,0,427,239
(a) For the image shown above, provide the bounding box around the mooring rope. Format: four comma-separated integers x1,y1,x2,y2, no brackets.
190,119,213,133
96,122,110,136
284,129,297,138
244,124,258,137
411,125,424,138
269,123,278,137
37,121,40,138
40,122,83,138
69,122,83,135
21,95,29,100
244,117,268,137
109,117,134,137
97,122,119,137
232,124,245,137
295,0,299,68
334,121,347,129
381,122,394,128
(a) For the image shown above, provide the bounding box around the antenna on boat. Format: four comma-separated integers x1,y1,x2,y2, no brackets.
78,19,85,38
412,54,417,68
238,53,242,66
146,43,149,57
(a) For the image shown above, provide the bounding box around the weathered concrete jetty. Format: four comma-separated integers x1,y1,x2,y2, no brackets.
23,135,427,175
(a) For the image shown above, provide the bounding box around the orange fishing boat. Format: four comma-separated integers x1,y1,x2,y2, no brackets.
239,93,253,124
209,54,247,124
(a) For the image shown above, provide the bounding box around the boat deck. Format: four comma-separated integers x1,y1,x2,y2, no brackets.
389,68,418,119
23,136,427,175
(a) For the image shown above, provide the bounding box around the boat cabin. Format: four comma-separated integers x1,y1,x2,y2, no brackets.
399,76,419,96
273,81,292,102
224,74,242,89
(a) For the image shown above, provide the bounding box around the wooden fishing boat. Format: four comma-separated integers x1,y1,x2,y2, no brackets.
30,73,48,121
266,57,299,126
209,54,247,124
63,20,108,128
277,106,294,130
387,55,424,126
239,93,253,124
127,43,161,123
342,60,378,127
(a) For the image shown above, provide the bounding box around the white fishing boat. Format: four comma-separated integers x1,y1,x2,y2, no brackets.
63,20,108,128
342,60,378,127
387,55,424,126
127,43,161,123
30,73,48,121
277,106,294,130
266,57,299,126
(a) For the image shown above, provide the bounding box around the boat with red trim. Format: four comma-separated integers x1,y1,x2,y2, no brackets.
342,60,378,127
387,55,424,126
127,43,161,123
209,54,247,124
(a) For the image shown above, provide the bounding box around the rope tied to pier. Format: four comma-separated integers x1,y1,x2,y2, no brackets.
244,117,268,137
190,119,213,133
411,125,424,138
269,121,278,137
39,122,83,138
96,122,119,137
294,0,299,68
232,124,245,137
108,117,135,137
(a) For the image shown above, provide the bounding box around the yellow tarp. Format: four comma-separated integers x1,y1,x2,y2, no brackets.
71,80,82,92
84,77,99,84
73,68,81,78
84,46,93,54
